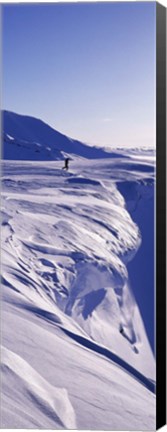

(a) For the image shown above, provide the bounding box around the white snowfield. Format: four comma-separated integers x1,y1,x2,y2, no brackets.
1,141,156,429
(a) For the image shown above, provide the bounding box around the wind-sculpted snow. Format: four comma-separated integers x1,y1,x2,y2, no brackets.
1,346,76,429
1,152,156,429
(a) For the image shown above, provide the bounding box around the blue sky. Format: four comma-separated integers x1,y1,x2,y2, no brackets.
2,2,156,147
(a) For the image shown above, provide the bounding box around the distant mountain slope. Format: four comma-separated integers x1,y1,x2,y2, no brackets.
3,111,118,161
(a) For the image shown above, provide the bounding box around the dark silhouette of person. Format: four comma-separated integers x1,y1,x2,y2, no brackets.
120,325,124,335
62,158,70,170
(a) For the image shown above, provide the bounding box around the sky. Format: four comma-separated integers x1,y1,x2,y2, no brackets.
2,2,156,148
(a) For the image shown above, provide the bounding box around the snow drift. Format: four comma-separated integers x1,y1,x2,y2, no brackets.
1,112,156,429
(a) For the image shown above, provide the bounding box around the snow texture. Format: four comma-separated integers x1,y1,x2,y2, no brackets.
1,111,156,430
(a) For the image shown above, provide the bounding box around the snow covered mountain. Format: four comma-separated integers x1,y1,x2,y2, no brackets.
3,110,122,160
1,112,156,429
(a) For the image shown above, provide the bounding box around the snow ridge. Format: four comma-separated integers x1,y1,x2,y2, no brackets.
1,346,76,429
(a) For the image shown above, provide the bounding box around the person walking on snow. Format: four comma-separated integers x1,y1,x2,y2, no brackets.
62,158,70,170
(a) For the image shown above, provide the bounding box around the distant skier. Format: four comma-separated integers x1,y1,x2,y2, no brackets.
62,158,70,170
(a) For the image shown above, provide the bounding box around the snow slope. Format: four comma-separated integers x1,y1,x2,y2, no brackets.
2,111,125,161
1,147,156,429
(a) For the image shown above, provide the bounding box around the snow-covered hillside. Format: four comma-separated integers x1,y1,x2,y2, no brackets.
3,111,123,161
1,113,156,429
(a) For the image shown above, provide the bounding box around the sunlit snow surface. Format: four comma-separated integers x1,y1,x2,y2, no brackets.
1,150,156,429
